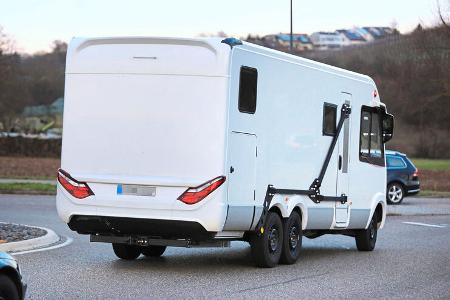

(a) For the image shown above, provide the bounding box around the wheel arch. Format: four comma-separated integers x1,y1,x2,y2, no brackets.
364,192,387,230
269,205,283,219
293,204,307,230
268,195,308,230
388,180,406,190
368,201,386,230
374,202,384,228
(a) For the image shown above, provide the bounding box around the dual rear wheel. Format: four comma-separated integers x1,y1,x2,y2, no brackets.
250,209,379,267
112,244,167,260
250,211,302,268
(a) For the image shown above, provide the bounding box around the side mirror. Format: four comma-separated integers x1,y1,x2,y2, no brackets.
382,112,394,143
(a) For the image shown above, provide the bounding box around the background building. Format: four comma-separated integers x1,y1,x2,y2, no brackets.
336,29,366,46
263,33,313,51
310,32,343,50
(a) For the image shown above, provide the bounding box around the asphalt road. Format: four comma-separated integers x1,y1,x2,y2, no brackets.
1,195,449,299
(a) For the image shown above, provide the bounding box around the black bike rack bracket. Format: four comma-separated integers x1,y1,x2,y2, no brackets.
254,103,351,235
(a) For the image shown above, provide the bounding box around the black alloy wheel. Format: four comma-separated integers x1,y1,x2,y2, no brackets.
280,211,302,264
250,211,284,268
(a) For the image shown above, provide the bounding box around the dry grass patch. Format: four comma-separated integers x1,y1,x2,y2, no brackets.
0,156,60,179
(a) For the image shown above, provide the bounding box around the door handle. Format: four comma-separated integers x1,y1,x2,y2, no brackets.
230,166,234,173
338,155,342,170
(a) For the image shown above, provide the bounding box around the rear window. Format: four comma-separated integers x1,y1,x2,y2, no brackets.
238,66,258,114
386,155,406,168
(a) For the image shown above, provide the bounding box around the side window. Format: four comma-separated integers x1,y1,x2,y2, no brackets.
359,106,385,166
322,103,337,136
386,155,407,168
238,66,258,114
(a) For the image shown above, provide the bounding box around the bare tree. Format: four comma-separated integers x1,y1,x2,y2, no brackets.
437,0,450,28
0,27,29,133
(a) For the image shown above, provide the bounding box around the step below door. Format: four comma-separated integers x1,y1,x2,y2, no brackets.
223,132,257,231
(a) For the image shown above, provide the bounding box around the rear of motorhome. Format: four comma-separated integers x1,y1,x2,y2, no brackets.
57,37,394,267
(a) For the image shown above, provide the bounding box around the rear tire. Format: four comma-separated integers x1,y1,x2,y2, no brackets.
387,182,404,205
280,211,302,264
141,245,166,257
355,212,378,251
112,243,141,260
250,211,283,268
0,274,20,300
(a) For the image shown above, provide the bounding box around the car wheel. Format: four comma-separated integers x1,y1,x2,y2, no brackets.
387,182,404,205
355,212,378,251
250,211,283,268
280,211,302,265
141,246,167,257
112,243,141,260
0,274,20,300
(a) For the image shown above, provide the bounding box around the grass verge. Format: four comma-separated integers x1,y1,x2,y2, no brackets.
411,159,450,171
0,156,60,179
416,190,450,198
0,175,55,180
0,183,56,195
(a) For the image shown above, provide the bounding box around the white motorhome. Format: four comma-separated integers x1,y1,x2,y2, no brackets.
57,37,394,267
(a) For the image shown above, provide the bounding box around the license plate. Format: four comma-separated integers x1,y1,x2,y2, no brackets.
117,184,156,197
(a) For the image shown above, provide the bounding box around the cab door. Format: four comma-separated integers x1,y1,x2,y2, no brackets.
335,93,351,227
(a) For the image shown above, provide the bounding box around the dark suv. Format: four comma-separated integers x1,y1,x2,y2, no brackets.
386,150,420,204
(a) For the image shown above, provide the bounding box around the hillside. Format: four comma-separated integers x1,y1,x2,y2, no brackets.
1,26,449,158
301,26,450,158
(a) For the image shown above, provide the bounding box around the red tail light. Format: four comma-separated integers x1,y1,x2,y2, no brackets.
177,176,226,205
413,169,419,178
57,169,94,199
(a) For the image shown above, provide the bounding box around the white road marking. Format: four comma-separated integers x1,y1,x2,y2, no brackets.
402,222,447,228
12,236,73,256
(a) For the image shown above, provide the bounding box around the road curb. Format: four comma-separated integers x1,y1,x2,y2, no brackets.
0,223,59,253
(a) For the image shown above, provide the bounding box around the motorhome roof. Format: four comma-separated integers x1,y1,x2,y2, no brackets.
67,36,374,84
238,40,373,84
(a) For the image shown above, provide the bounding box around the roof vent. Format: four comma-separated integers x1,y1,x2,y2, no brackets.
221,37,243,48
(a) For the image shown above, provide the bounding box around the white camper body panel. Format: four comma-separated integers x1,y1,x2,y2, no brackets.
57,37,387,240
58,37,231,232
223,44,386,232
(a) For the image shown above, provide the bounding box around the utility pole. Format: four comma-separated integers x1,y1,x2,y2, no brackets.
290,0,293,52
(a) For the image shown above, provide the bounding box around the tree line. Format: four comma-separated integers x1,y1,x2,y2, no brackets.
302,24,450,158
0,14,449,158
0,28,66,133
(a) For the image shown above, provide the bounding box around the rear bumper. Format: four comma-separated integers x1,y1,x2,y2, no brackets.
68,215,215,241
406,182,420,195
57,185,228,232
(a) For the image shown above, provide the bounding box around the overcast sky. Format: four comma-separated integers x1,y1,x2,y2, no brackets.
0,0,447,54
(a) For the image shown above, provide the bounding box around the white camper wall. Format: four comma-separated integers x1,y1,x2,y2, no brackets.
225,43,385,230
59,37,234,232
